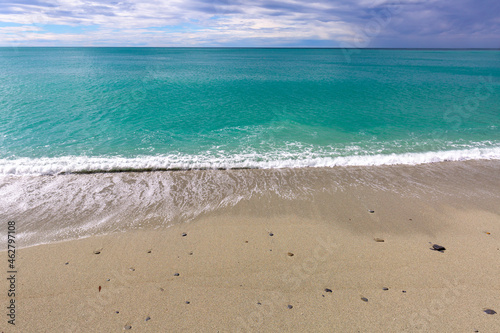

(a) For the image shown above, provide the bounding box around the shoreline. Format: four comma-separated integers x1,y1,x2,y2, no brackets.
2,160,500,250
1,160,500,331
2,145,500,176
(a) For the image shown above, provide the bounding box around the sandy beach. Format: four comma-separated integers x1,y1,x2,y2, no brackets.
1,161,500,332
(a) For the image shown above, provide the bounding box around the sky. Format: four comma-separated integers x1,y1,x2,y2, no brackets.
0,0,499,47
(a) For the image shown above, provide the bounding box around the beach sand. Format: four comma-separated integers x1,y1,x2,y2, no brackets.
1,161,500,332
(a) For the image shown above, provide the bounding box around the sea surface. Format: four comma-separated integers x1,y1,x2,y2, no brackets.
1,48,500,248
1,48,499,174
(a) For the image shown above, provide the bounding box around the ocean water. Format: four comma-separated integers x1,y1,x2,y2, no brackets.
1,48,500,249
0,48,499,174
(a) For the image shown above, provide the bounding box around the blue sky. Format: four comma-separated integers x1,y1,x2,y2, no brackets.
0,0,499,47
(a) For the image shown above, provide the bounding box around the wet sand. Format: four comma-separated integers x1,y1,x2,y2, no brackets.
1,161,500,332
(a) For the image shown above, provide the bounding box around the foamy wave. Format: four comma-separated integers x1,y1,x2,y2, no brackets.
1,146,500,175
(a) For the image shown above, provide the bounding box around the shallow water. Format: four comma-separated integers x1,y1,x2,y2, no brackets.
1,161,499,249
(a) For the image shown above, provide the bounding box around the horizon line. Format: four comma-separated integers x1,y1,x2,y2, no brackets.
1,46,499,50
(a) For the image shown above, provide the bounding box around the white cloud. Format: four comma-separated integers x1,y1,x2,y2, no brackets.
0,0,358,45
0,0,498,47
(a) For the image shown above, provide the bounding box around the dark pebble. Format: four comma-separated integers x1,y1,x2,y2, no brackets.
107,279,110,281
287,305,293,309
115,311,119,314
189,252,193,255
257,302,261,305
174,273,179,276
147,250,151,253
287,252,294,256
382,287,389,291
361,297,368,302
369,210,375,213
325,288,333,293
124,325,132,330
432,244,446,252
65,262,69,265
484,309,497,315
402,290,406,293
145,316,151,321
93,250,101,255
269,232,274,237
374,238,384,242
129,268,135,271
185,301,190,304
182,233,187,237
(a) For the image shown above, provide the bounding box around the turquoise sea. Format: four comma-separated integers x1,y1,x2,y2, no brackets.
1,48,499,174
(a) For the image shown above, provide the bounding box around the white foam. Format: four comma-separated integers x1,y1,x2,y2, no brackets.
1,146,500,175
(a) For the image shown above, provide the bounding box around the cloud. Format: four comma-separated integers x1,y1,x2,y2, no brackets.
0,0,498,47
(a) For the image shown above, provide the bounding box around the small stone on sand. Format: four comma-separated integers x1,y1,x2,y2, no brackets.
147,250,152,253
402,290,406,293
287,252,294,256
93,250,101,254
65,262,69,265
484,309,497,315
382,287,389,291
374,238,384,242
145,316,151,321
325,288,332,293
115,311,119,314
129,268,135,271
185,301,190,304
124,325,132,330
361,297,368,302
174,273,179,276
368,210,375,213
181,233,187,237
269,232,274,236
287,305,293,309
432,244,446,252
